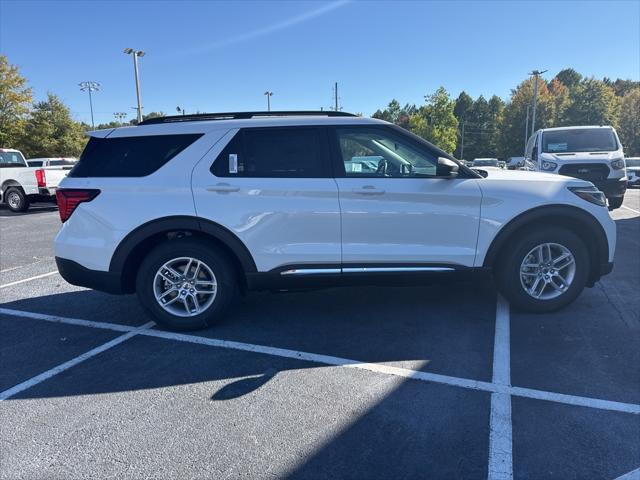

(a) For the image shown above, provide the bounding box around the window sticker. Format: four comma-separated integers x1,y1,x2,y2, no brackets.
351,163,362,172
547,142,567,152
229,153,238,173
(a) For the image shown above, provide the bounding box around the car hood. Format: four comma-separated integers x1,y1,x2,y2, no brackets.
477,168,590,185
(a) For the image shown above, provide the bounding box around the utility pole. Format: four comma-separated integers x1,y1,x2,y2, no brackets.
176,106,186,116
124,48,145,123
78,81,100,129
529,69,547,137
460,120,465,160
264,91,273,112
333,82,339,111
524,104,530,154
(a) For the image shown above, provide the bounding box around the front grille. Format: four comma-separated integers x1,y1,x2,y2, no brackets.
558,163,609,181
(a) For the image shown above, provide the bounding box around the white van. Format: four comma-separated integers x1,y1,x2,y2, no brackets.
524,126,626,209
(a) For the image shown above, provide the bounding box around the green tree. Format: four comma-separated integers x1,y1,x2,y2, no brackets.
453,91,473,120
19,93,87,157
500,77,556,157
554,68,582,89
611,79,640,98
565,78,620,127
618,88,640,156
372,100,415,130
0,55,32,148
410,87,458,154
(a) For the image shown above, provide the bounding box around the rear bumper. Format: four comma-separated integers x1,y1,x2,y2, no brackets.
592,178,627,198
55,257,124,294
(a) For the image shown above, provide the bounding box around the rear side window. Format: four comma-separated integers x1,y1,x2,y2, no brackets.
211,127,325,178
69,134,203,177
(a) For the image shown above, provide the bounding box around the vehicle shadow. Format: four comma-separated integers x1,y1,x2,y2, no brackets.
1,278,498,401
0,204,58,217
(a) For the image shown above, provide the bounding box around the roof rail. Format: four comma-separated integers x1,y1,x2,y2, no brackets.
139,110,358,126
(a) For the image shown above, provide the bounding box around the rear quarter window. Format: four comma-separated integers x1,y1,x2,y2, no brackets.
69,134,203,177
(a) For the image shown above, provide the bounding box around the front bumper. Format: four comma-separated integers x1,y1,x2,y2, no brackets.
55,257,124,294
591,178,627,199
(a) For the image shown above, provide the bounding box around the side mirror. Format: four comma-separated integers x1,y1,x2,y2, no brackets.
436,157,459,178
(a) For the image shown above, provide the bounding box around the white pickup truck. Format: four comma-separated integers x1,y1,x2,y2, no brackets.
0,148,69,212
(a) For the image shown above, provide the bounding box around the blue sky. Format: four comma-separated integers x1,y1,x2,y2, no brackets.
1,0,638,125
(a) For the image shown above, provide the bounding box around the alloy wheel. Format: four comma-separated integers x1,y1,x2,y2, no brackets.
519,242,576,300
153,257,217,317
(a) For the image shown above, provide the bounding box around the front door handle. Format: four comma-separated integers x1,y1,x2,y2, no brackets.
352,185,385,195
206,183,240,193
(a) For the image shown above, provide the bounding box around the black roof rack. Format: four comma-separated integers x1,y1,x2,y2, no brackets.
139,110,357,126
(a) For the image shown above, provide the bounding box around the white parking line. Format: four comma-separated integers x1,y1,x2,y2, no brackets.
488,295,513,480
621,204,640,214
0,271,58,289
0,307,639,415
615,467,640,480
0,321,154,401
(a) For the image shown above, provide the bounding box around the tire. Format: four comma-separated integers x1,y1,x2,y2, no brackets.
135,238,237,331
495,226,590,313
607,196,623,210
4,187,29,213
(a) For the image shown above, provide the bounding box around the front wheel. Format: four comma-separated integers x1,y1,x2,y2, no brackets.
136,238,237,331
608,196,623,210
495,227,590,313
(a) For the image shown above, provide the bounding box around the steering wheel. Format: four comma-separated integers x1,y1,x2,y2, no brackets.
376,158,388,176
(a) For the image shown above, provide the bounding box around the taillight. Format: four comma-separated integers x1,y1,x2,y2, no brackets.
35,169,46,187
55,189,100,222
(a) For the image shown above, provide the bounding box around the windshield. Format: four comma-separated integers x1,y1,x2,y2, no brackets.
0,151,27,167
626,158,640,167
473,159,498,166
542,128,618,153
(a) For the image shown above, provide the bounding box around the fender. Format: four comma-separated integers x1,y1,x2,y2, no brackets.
109,215,257,274
483,204,608,276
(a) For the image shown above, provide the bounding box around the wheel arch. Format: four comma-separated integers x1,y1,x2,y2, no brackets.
483,205,609,285
110,216,257,293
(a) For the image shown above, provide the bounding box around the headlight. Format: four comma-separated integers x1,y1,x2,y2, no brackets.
568,186,607,207
541,160,557,171
611,158,625,170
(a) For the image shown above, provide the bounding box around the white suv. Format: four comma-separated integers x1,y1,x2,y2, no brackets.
54,111,616,330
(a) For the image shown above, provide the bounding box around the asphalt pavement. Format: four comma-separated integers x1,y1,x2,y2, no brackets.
0,191,638,479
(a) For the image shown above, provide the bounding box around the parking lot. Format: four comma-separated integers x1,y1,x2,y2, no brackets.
0,191,638,479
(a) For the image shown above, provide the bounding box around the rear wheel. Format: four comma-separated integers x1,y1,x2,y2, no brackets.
495,227,590,313
136,238,237,330
5,188,29,213
608,196,623,210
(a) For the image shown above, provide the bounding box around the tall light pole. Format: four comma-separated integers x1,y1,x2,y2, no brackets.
264,91,273,112
176,106,186,116
529,69,547,137
524,104,530,153
114,112,127,125
78,81,100,129
124,48,145,123
460,120,466,160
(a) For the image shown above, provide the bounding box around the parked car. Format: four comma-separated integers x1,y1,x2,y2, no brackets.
472,158,501,170
625,157,640,187
524,126,626,210
27,157,78,169
0,148,65,212
54,111,616,330
506,156,525,170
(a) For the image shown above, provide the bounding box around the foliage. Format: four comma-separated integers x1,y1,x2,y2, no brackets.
565,78,620,128
409,87,458,154
19,93,87,157
0,55,32,148
618,88,640,156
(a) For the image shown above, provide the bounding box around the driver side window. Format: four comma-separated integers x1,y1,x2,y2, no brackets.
336,128,437,177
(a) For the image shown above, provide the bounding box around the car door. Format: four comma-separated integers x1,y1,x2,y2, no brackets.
331,125,482,268
191,126,341,273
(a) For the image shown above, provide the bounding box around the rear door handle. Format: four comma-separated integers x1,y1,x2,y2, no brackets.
352,185,385,195
206,183,240,193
